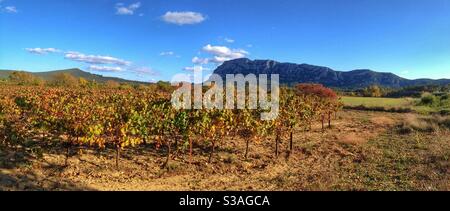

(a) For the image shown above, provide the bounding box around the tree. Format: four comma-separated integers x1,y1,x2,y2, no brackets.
50,73,79,87
295,83,337,99
9,71,44,86
363,85,382,97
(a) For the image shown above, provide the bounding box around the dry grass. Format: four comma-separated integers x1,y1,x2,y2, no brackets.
337,133,368,145
370,116,396,126
337,131,450,191
398,114,450,134
1,110,449,191
402,114,436,132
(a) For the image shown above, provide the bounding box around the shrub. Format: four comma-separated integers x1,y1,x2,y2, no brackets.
398,125,414,134
398,114,438,134
50,73,79,87
440,109,450,116
119,84,133,90
79,77,89,88
363,85,383,97
295,83,337,99
157,81,173,93
9,71,44,86
420,94,438,106
439,117,450,129
440,97,450,108
105,80,120,89
398,114,450,134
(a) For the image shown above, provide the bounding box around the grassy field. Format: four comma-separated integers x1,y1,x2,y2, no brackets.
341,96,416,108
340,96,442,114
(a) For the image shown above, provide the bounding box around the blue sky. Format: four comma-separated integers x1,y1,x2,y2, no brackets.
1,0,450,82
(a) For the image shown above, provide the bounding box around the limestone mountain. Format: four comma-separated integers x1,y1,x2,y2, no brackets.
212,58,450,89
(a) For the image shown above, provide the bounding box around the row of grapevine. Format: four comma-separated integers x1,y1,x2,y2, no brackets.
0,83,342,168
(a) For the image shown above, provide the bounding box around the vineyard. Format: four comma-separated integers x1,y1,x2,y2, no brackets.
2,82,449,191
0,83,342,170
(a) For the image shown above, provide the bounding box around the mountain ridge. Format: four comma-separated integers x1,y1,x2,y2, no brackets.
2,60,450,89
0,68,150,85
211,58,450,89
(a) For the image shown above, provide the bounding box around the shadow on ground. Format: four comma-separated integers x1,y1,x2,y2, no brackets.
1,136,96,191
0,169,96,191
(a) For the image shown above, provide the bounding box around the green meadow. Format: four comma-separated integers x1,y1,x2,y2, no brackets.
340,96,446,114
341,97,415,108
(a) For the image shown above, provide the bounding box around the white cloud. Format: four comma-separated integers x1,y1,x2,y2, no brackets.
161,11,205,25
0,0,19,14
1,3,18,14
65,52,131,66
4,6,16,13
89,65,123,72
224,38,235,43
129,2,141,9
115,2,141,15
26,48,60,54
160,51,174,56
25,47,158,77
132,66,158,75
210,56,236,64
192,56,209,65
183,66,210,72
89,65,158,76
202,44,248,64
203,44,248,58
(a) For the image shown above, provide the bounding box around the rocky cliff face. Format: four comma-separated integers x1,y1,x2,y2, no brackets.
211,58,450,89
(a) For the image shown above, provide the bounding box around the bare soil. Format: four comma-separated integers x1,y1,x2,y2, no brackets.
1,110,449,191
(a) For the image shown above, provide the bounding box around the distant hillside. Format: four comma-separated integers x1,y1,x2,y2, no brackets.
0,68,148,84
212,58,450,89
